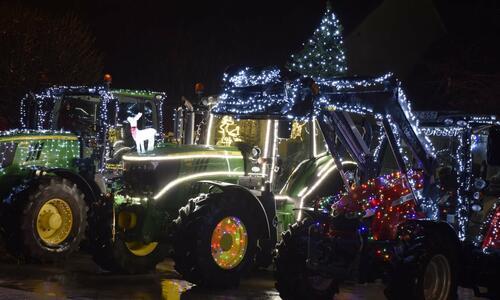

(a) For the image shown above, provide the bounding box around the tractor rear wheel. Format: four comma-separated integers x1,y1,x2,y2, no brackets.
7,177,88,262
172,193,258,288
274,218,338,300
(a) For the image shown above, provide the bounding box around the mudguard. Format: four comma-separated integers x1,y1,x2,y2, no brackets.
47,168,100,206
197,180,271,239
397,219,461,250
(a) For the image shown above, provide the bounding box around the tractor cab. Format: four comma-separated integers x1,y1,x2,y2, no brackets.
19,86,166,175
417,111,500,245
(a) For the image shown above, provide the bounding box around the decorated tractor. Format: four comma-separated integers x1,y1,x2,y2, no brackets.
0,85,166,261
271,82,500,299
92,71,348,274
169,67,362,287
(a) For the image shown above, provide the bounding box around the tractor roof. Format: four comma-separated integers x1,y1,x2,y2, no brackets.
26,86,166,103
0,129,77,143
111,89,166,101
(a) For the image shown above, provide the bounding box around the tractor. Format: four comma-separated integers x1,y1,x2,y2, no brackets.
166,66,499,300
270,81,500,299
95,67,350,275
169,66,360,287
0,84,166,262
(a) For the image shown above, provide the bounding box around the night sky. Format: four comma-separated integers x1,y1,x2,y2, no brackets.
11,0,380,98
2,0,499,111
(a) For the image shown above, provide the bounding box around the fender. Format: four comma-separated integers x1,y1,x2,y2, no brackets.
397,219,461,250
45,168,101,206
197,180,271,239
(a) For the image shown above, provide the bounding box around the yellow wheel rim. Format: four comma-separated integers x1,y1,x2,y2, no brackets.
210,216,248,270
126,241,159,256
36,198,73,246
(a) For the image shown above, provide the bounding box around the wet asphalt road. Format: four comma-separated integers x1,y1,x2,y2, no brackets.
0,253,489,300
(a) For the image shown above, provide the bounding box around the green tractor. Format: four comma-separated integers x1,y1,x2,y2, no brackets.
0,85,166,261
101,67,354,284
92,69,351,275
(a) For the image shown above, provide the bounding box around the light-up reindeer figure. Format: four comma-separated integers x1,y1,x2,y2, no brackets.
127,113,157,153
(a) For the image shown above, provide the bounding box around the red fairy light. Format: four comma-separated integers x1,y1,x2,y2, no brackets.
332,170,425,241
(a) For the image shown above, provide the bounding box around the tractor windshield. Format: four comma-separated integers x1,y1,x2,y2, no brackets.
206,115,264,148
421,127,462,191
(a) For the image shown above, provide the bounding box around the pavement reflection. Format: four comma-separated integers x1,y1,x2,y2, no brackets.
0,253,488,299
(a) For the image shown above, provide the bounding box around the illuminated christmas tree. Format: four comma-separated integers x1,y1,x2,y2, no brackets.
288,2,347,78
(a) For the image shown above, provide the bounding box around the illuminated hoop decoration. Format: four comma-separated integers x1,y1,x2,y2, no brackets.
210,216,248,269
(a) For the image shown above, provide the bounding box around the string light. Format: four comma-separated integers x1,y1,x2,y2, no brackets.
153,171,244,200
287,3,347,78
0,129,80,176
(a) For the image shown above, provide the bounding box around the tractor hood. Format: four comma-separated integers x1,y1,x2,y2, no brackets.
0,129,78,143
0,129,80,185
120,144,244,201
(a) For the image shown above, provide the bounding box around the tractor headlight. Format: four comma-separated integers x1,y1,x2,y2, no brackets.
471,203,483,212
251,146,261,159
474,178,487,190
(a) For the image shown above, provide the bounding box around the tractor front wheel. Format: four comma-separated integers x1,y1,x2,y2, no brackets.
89,205,167,274
173,193,258,288
274,218,338,300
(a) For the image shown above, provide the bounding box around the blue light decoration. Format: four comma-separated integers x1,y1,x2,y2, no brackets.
214,65,500,242
213,67,291,116
19,85,115,142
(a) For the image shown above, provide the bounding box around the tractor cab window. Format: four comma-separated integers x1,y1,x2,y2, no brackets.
118,100,155,128
57,96,98,136
422,127,462,192
472,130,500,192
207,116,262,148
206,116,276,178
274,119,328,189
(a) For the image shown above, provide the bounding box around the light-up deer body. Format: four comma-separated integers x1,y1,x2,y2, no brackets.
127,113,157,153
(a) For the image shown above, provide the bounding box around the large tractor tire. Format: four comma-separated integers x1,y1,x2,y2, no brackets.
274,218,338,300
385,229,458,300
173,193,258,288
88,202,167,274
7,177,88,262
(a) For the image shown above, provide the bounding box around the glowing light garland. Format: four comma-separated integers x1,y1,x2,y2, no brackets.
287,3,347,78
216,116,242,147
297,160,357,220
479,202,500,252
122,152,243,162
195,62,500,249
153,171,245,200
320,170,424,241
226,67,281,87
210,216,248,269
0,129,80,176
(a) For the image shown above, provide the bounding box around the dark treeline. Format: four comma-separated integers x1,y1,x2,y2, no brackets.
0,0,498,128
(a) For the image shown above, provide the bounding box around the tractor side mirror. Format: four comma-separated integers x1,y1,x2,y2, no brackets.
487,126,500,166
277,120,292,139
